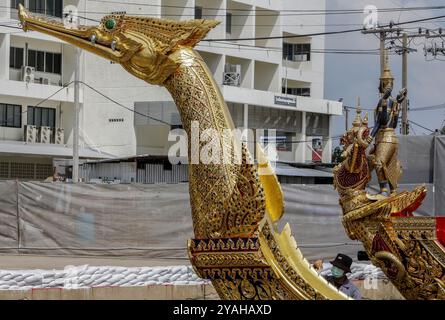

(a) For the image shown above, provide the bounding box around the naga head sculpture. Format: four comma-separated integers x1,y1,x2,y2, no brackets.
18,4,219,85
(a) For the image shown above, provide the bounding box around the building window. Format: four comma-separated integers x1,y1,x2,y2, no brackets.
9,47,24,69
10,0,24,11
226,12,232,34
276,131,293,152
27,106,56,128
306,112,329,137
27,49,61,74
45,52,61,74
0,104,22,128
283,42,311,62
282,87,311,97
11,0,25,9
28,0,63,18
194,6,202,19
260,130,293,152
248,105,302,133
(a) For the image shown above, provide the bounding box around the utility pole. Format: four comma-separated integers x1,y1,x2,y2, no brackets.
344,105,349,131
401,33,409,135
73,48,80,183
363,27,427,135
362,27,402,76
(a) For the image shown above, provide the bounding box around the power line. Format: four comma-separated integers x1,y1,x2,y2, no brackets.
4,8,445,28
36,82,342,145
344,106,374,111
20,81,74,114
410,103,445,111
80,81,172,126
0,14,383,55
6,2,445,17
74,1,445,15
0,23,23,30
389,0,445,30
408,120,436,133
80,81,342,144
204,14,445,42
198,44,382,55
21,79,172,125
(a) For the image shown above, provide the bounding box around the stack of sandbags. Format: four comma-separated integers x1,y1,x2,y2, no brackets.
319,262,386,280
0,265,209,290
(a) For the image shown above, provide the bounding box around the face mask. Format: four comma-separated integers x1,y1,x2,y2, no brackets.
331,266,345,278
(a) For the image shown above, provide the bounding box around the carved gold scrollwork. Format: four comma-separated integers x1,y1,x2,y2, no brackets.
374,251,406,282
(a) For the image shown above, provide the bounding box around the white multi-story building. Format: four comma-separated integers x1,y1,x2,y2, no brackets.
0,0,342,180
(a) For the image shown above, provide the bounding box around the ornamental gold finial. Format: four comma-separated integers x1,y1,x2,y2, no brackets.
380,51,394,82
352,97,362,127
363,112,369,125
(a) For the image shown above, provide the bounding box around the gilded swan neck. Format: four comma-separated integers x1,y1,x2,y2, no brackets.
164,48,266,239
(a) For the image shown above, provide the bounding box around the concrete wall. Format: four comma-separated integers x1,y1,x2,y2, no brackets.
0,284,219,300
0,33,9,80
0,280,404,300
254,61,279,92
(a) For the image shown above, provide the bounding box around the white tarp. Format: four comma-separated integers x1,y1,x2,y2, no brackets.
0,136,442,262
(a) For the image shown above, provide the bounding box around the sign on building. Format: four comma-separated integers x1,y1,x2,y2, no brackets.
274,95,297,107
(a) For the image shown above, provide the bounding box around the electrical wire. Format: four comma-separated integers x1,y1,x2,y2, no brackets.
204,14,445,42
80,81,172,126
4,7,445,27
19,81,73,115
4,5,445,51
47,82,343,146
66,1,445,16
80,82,345,145
410,103,445,111
408,120,436,133
0,23,23,30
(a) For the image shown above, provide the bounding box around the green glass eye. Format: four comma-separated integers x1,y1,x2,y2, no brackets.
105,19,116,30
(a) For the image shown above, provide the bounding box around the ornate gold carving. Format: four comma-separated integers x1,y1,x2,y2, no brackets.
164,49,266,239
332,76,445,299
18,7,350,300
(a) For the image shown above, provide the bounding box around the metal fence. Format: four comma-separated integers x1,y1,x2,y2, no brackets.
79,162,189,184
136,164,189,184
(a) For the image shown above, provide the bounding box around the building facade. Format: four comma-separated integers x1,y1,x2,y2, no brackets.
0,0,341,180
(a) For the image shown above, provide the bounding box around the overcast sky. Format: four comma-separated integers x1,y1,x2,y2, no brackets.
324,0,445,139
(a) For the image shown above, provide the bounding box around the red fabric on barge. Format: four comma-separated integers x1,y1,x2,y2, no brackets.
437,217,445,248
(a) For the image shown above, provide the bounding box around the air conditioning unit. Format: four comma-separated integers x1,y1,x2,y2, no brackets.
21,66,35,83
223,64,241,86
40,77,51,85
54,128,64,145
38,126,51,144
24,125,37,143
294,54,308,62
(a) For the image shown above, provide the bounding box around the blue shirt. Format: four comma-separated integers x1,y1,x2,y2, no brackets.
325,276,362,300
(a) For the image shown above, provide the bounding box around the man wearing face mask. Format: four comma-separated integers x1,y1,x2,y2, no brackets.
313,253,361,300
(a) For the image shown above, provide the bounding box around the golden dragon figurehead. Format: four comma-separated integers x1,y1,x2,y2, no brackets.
18,4,219,85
